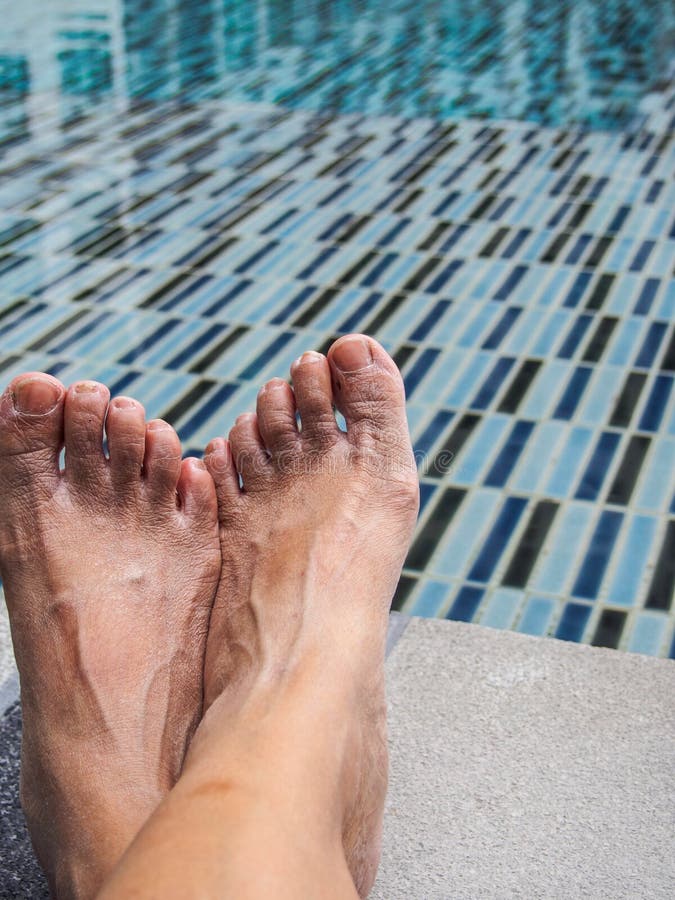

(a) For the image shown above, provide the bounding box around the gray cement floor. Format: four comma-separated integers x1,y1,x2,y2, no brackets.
374,617,675,899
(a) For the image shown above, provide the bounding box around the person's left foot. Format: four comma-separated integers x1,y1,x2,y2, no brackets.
0,374,221,899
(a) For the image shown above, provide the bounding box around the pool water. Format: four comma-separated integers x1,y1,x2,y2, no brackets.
2,1,674,128
0,0,674,656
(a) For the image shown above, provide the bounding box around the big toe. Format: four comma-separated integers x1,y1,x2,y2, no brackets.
0,373,65,488
327,335,409,448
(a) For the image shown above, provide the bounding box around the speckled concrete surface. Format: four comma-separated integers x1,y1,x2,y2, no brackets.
373,617,675,899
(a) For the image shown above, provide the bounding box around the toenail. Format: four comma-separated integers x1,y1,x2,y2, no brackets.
74,381,100,394
13,378,62,415
187,458,206,470
111,397,138,410
205,438,225,455
331,337,373,372
293,351,324,369
147,420,171,432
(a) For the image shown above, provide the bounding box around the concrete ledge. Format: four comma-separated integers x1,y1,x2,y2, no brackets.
374,618,675,899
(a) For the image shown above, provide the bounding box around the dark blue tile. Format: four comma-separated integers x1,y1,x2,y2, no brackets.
484,420,535,488
108,370,142,396
489,197,514,220
377,218,411,247
360,252,397,287
432,190,460,217
555,602,592,642
572,510,624,599
607,205,630,233
297,245,338,279
317,213,352,241
418,480,437,515
471,356,516,410
482,306,522,350
557,313,593,358
410,300,452,341
467,496,529,582
269,285,315,325
403,347,441,396
338,291,383,332
633,278,660,315
638,374,673,432
238,331,294,380
203,279,252,317
634,321,668,368
426,258,463,293
629,239,655,272
414,409,455,458
575,431,622,501
493,264,528,301
553,366,592,419
546,201,571,229
119,318,181,364
177,381,238,441
564,233,592,265
501,228,531,259
447,585,484,623
166,323,227,370
563,271,593,308
438,224,469,254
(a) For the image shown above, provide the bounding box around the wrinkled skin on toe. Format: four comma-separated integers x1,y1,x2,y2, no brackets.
200,335,419,897
0,374,221,899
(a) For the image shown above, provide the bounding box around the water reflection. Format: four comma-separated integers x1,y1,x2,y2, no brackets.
0,0,673,135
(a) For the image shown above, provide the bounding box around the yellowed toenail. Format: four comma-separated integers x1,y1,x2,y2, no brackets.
111,397,138,410
13,378,62,415
205,438,225,455
74,381,100,394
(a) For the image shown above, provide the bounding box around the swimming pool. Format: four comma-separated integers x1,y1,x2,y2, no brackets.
0,0,674,656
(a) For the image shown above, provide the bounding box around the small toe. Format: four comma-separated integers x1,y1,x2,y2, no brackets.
327,335,408,444
204,438,240,517
290,351,341,447
256,379,299,459
63,381,110,484
106,397,146,490
228,413,270,490
143,420,183,503
177,458,218,522
0,372,65,490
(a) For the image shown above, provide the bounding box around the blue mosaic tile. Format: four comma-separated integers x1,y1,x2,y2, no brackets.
0,0,674,657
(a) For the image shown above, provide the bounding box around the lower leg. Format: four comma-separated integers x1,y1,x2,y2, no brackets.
99,664,362,899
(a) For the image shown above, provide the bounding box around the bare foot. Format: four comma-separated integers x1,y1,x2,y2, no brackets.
198,335,419,897
0,375,221,899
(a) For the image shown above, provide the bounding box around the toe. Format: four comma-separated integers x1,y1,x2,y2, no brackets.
327,335,409,446
0,372,65,491
228,413,270,490
256,378,299,459
290,351,341,448
143,420,183,504
177,458,218,523
63,381,110,485
106,397,146,491
204,438,241,517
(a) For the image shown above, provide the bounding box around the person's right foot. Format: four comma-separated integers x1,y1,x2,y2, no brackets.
195,335,419,897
